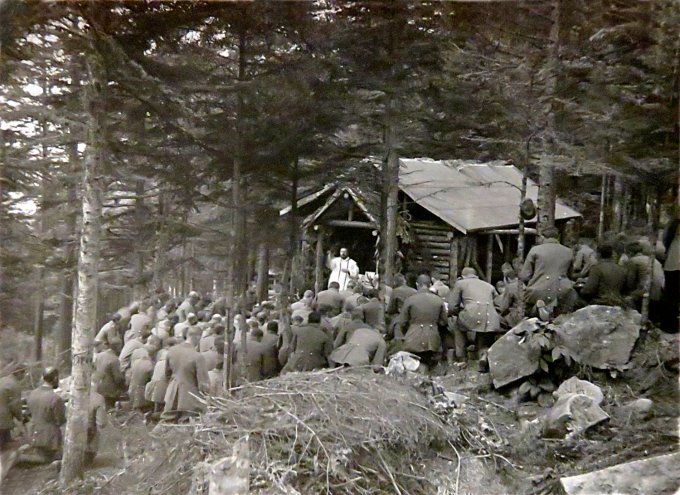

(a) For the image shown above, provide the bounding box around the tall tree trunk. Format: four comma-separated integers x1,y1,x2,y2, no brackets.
288,157,299,295
640,188,659,326
132,179,146,300
152,189,168,291
611,174,624,233
537,165,556,236
58,139,80,373
232,25,248,378
620,181,629,232
382,95,399,286
517,138,531,262
60,31,105,484
538,0,560,236
33,103,50,363
0,128,6,329
255,243,269,303
179,240,187,295
231,28,246,310
598,171,607,242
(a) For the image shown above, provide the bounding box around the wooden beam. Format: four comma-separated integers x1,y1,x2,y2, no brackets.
449,235,459,282
416,234,451,243
410,221,450,232
324,219,376,229
484,228,538,235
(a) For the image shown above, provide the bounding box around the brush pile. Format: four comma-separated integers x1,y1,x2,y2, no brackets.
95,368,464,494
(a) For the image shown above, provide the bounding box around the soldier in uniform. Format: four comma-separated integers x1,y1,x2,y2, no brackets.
261,321,281,379
163,326,210,421
582,243,629,306
495,269,523,329
520,226,576,316
145,338,178,416
283,312,333,372
385,274,417,340
315,282,345,317
94,340,125,409
359,289,385,332
329,326,386,370
95,313,123,354
398,274,447,367
24,368,66,464
128,344,155,412
175,291,200,323
0,362,25,452
447,267,501,360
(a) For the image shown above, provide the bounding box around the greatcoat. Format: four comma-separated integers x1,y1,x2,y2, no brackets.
94,349,125,401
0,375,22,430
163,342,210,414
284,324,333,372
330,327,386,367
447,275,500,333
399,289,447,353
27,384,66,452
520,238,575,308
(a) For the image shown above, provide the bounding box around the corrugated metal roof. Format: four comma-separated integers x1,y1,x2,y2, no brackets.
399,158,581,234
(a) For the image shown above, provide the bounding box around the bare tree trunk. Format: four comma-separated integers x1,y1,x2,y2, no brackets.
538,0,560,236
611,174,624,233
60,33,105,483
33,89,51,363
232,26,248,379
152,189,168,291
180,240,187,295
255,243,269,303
132,179,146,300
231,28,247,310
58,139,80,373
598,172,607,242
537,164,556,235
382,95,399,287
288,157,299,295
640,189,658,326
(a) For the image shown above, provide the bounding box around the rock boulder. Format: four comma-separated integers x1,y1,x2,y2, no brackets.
488,319,543,388
553,306,640,370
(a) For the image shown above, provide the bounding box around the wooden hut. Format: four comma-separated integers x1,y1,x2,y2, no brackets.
281,158,581,291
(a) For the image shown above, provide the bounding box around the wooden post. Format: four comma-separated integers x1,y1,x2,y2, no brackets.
485,234,493,283
314,228,324,295
448,233,459,282
470,238,484,277
464,237,472,266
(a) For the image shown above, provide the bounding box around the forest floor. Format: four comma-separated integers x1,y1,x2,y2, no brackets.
2,332,678,495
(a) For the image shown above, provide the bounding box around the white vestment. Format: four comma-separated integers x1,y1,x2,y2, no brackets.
327,257,359,291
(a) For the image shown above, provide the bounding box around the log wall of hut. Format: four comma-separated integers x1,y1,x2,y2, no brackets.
400,192,539,286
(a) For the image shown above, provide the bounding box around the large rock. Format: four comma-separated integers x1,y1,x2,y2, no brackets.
488,319,542,388
553,306,640,370
560,452,680,495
